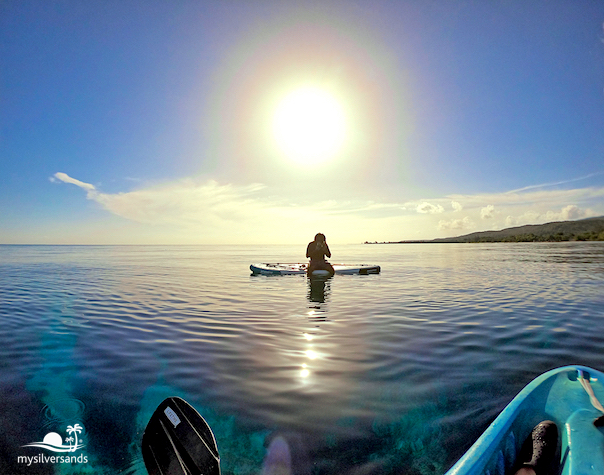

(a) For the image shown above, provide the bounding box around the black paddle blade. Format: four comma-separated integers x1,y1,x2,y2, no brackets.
142,397,220,475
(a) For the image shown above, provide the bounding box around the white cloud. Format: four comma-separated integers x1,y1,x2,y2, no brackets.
51,172,272,226
438,216,473,231
51,172,97,194
543,204,597,222
416,202,445,214
448,187,604,210
492,204,597,230
451,200,463,212
51,172,604,243
50,172,412,243
560,204,581,220
480,205,495,219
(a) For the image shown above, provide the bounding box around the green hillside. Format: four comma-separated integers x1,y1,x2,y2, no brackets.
432,216,604,243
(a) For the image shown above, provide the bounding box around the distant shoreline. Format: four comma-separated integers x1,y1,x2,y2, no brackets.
365,216,604,244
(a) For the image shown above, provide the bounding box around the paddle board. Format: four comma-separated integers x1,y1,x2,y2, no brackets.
250,263,381,275
445,365,604,475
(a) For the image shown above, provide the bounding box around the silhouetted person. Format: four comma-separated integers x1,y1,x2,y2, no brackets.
306,233,334,276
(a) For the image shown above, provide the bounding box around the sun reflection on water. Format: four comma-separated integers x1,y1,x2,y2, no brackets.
300,330,322,382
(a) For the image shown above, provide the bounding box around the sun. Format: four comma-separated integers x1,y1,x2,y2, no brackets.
272,87,347,165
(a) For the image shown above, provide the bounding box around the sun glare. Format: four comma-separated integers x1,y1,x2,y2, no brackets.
272,87,347,165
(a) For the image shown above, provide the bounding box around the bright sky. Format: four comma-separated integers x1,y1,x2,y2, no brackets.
2,1,604,244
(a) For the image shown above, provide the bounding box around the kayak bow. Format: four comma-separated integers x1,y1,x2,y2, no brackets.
445,365,604,475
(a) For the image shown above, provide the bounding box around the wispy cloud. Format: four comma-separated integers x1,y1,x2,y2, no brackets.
51,172,96,193
52,172,269,226
506,171,604,194
51,172,604,243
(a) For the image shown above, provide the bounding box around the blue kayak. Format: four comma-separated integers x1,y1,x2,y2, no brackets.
445,365,604,475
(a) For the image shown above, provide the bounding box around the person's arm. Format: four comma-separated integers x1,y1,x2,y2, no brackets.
325,244,331,258
306,242,312,258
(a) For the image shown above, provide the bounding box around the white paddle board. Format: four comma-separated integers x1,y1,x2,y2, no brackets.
250,263,381,275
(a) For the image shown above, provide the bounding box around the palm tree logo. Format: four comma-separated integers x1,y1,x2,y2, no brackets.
66,424,83,452
22,423,85,452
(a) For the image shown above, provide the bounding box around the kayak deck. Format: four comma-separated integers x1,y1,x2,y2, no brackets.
250,263,381,275
445,365,604,475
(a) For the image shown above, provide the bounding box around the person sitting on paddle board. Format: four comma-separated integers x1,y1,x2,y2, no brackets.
306,233,335,276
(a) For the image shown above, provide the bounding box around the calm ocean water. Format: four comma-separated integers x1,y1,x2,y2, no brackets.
1,243,603,475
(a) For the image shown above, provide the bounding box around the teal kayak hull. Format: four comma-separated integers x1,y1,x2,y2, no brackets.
445,365,604,475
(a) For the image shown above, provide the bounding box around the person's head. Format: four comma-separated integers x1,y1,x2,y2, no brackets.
314,233,326,243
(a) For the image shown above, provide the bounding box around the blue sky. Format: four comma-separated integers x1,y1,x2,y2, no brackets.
2,0,604,244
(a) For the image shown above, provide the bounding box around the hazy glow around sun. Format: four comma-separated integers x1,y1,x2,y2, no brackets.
272,87,347,165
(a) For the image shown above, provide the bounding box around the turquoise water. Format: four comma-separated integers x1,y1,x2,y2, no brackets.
1,243,603,474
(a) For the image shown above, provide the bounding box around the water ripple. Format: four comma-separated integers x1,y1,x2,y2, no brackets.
42,398,86,426
1,243,603,474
